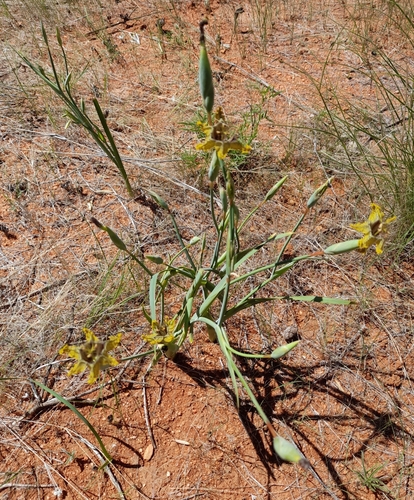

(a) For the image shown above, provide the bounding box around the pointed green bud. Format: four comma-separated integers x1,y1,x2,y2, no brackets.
56,27,63,48
104,227,127,252
233,204,240,226
324,239,360,255
148,190,169,210
270,340,299,359
199,20,214,114
189,236,201,246
146,255,164,264
219,186,228,214
91,217,104,230
307,177,333,208
41,23,49,44
226,174,235,205
91,217,127,252
265,176,287,202
208,150,220,182
273,435,304,463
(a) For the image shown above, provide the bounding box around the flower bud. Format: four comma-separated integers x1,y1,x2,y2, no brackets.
146,255,164,264
273,435,303,463
307,177,333,208
189,236,201,245
199,20,214,114
208,150,220,182
148,190,169,210
219,186,228,214
105,227,128,252
324,239,360,255
226,174,235,205
270,340,299,359
265,176,287,202
91,218,127,252
233,204,240,226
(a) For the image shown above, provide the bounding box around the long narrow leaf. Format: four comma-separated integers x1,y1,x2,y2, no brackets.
93,99,133,196
225,294,352,320
286,295,353,304
30,379,112,462
197,317,240,407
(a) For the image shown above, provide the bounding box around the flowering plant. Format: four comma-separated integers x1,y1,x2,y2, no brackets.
59,328,122,384
25,24,394,475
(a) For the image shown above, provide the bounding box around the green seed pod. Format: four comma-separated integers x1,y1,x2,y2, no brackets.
273,435,303,463
199,20,214,114
270,340,299,359
307,177,333,208
324,239,360,255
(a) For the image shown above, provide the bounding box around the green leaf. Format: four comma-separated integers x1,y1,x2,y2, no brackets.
30,379,112,463
286,295,353,305
142,306,152,324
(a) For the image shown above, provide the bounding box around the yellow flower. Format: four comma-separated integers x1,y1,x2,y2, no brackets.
196,107,251,159
59,328,122,384
142,318,176,346
350,203,396,254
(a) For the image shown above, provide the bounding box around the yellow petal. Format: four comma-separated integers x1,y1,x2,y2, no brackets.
60,345,82,360
87,364,100,384
368,203,383,223
197,121,212,134
163,334,175,344
226,141,247,153
67,360,88,376
83,328,99,343
196,139,218,152
102,354,119,367
105,333,122,352
217,144,227,159
375,239,384,254
350,221,370,235
218,140,251,158
59,344,69,356
142,333,161,345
